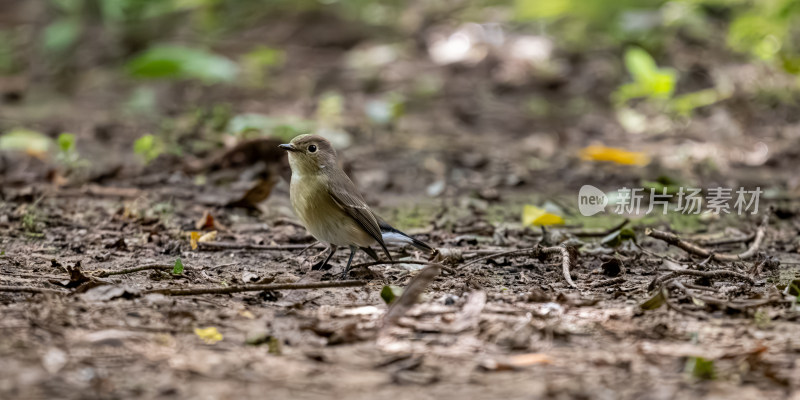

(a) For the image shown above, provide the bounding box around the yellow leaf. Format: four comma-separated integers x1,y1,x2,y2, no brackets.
189,231,201,250
579,145,650,166
194,327,223,344
238,309,255,319
198,230,217,243
522,205,564,227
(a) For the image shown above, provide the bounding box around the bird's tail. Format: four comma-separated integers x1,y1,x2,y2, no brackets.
378,219,435,254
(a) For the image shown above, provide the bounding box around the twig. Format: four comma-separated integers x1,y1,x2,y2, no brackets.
142,280,366,296
748,257,769,278
297,241,321,256
349,260,456,275
648,269,754,291
695,232,756,247
662,283,708,320
683,283,718,292
543,246,577,288
672,280,786,310
460,248,538,269
0,285,67,295
92,264,176,277
399,291,487,333
383,264,443,326
571,219,630,237
198,241,323,251
645,215,768,262
591,277,625,288
460,246,577,288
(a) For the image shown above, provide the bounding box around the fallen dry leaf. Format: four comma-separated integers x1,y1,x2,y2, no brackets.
522,205,564,227
481,353,552,371
195,211,216,230
194,327,223,344
190,231,201,250
198,230,217,243
579,145,650,166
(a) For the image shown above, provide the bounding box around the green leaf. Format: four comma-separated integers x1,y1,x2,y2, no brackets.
619,47,677,102
43,18,81,53
625,47,658,84
639,289,665,310
670,89,723,116
727,14,786,61
133,134,163,163
126,45,239,84
648,70,677,98
381,285,403,304
685,357,716,380
172,258,184,275
601,228,635,248
57,133,76,153
781,54,800,75
514,0,572,20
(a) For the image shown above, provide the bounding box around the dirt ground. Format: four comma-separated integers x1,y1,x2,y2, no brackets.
2,3,800,400
1,183,799,400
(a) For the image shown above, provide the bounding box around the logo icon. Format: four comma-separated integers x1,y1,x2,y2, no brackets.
578,185,608,216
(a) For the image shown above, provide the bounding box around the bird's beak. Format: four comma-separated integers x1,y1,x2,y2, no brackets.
278,143,297,152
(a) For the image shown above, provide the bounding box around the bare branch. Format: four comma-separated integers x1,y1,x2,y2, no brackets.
142,280,366,296
645,215,768,262
92,264,175,277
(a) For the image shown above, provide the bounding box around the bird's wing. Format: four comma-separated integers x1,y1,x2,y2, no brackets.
327,169,392,260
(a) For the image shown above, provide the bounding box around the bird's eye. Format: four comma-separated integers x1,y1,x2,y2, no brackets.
308,144,317,153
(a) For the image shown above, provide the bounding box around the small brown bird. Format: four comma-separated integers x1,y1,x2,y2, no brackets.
279,134,434,278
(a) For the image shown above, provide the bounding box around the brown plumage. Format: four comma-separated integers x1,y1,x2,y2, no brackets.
279,134,433,278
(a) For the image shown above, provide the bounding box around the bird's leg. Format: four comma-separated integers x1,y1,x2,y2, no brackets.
340,246,357,280
316,244,337,270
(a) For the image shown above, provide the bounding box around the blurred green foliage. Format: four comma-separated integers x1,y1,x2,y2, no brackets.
240,46,286,86
42,18,81,54
0,128,52,155
513,0,800,76
614,47,677,103
133,134,164,163
613,46,731,117
126,45,239,83
57,133,76,154
684,356,716,380
29,0,800,88
226,114,313,141
56,133,91,173
0,0,792,161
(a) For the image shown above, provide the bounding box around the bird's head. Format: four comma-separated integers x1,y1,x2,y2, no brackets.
279,134,337,175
